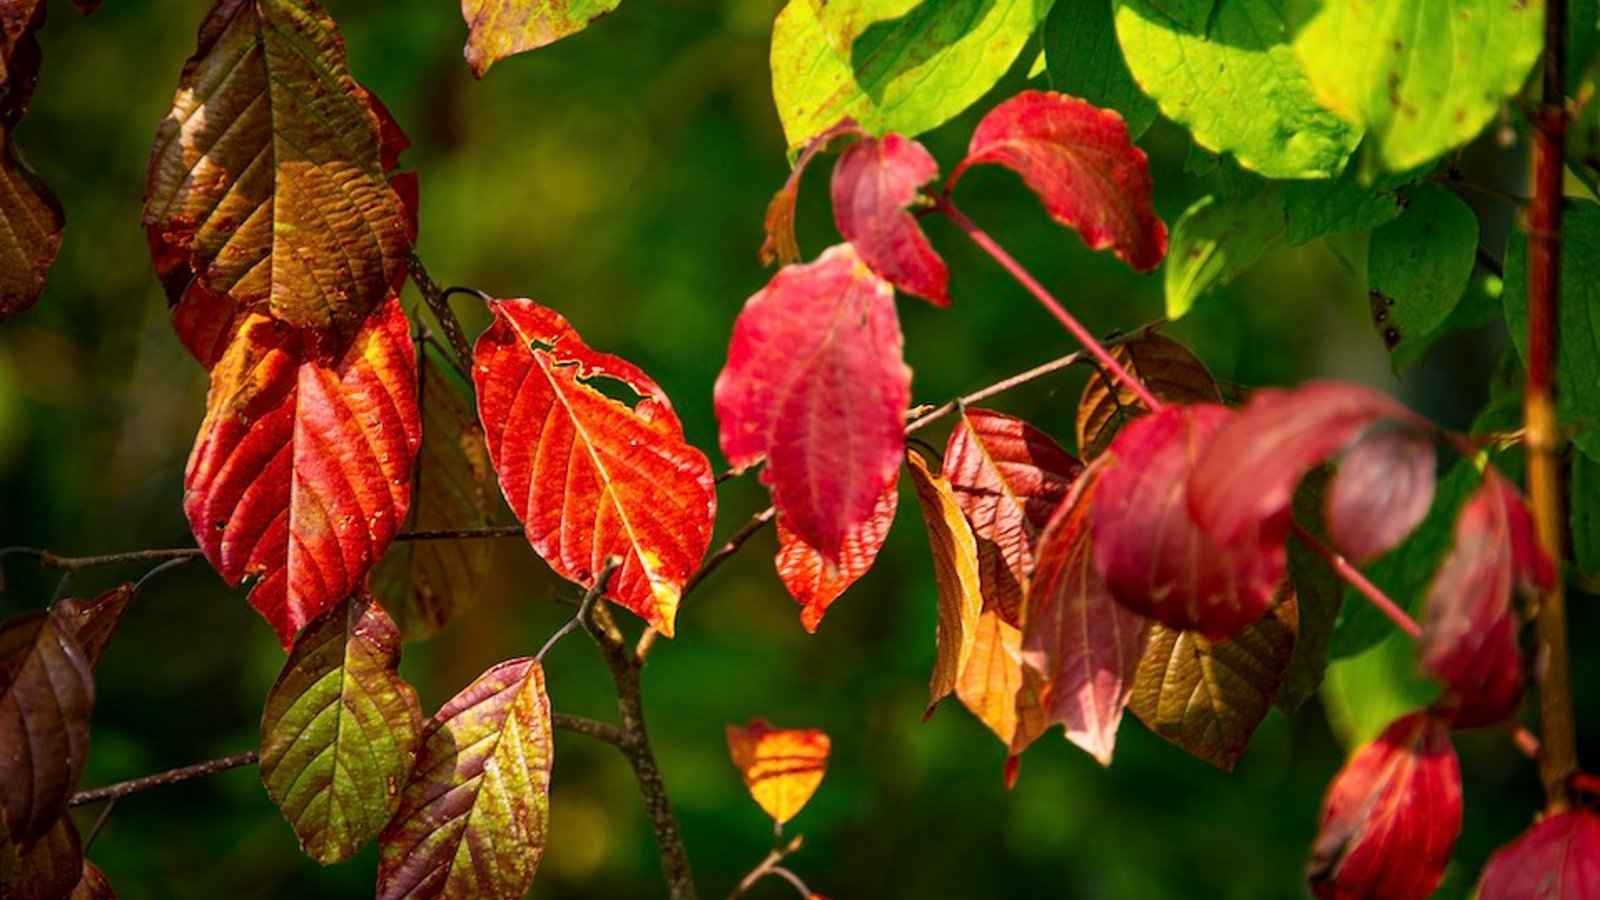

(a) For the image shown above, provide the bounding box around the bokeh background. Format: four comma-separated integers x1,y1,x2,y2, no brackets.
2,1,1595,897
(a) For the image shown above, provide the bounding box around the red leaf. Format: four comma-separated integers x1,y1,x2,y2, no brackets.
949,91,1167,272
1420,471,1552,727
1309,712,1461,900
942,408,1083,626
775,477,898,633
1327,428,1437,565
473,298,715,636
69,860,118,900
0,614,92,849
171,280,243,371
1480,809,1600,899
50,582,134,670
831,134,949,306
184,299,421,647
1092,404,1283,640
715,243,910,564
1021,462,1150,766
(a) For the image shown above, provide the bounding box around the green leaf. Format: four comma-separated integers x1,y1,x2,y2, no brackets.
1283,155,1415,246
771,0,1054,151
1572,448,1600,582
1505,201,1600,457
1328,461,1479,658
1291,0,1543,173
377,658,553,900
1042,0,1156,139
1164,186,1285,320
1114,0,1359,179
1366,183,1479,362
805,0,920,53
1320,629,1438,749
261,594,422,865
463,0,625,76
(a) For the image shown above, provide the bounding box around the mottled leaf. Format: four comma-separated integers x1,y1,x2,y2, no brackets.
50,583,134,670
1308,712,1461,900
1114,0,1359,179
377,658,552,900
831,134,948,306
1326,429,1436,565
144,0,411,334
776,478,897,634
1021,463,1150,766
1164,187,1285,320
1076,331,1221,459
1130,590,1297,771
462,0,623,76
1480,809,1600,900
942,407,1082,626
716,243,908,565
905,450,982,707
1042,0,1157,139
726,720,830,825
1367,183,1478,358
475,298,715,637
951,90,1168,272
373,343,494,641
956,609,1050,757
0,614,92,849
4,815,81,900
261,594,422,864
1292,0,1542,172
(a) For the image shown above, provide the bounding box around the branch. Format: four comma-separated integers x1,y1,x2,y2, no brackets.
1292,524,1421,639
405,248,476,376
69,751,260,807
539,557,621,661
729,834,807,900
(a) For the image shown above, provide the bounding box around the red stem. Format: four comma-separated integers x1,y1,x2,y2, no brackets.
937,199,1165,413
1292,523,1422,639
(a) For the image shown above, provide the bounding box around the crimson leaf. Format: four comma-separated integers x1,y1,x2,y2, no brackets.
831,133,949,306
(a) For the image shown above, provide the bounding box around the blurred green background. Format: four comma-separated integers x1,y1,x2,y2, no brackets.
1,1,1594,897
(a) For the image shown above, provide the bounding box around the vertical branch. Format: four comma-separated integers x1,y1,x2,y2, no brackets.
1527,0,1577,813
405,249,477,373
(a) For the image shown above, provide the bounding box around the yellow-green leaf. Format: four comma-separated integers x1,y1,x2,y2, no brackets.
462,0,625,77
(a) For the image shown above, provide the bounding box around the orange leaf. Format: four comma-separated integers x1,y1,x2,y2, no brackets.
185,299,420,646
774,477,897,633
725,720,830,825
473,298,716,636
905,449,982,708
956,609,1049,757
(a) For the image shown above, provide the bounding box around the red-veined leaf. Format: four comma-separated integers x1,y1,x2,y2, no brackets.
725,720,830,825
0,613,92,849
3,815,81,900
956,609,1050,764
1075,332,1220,460
0,1,63,320
1327,428,1437,565
774,477,897,633
715,243,910,565
144,0,411,335
461,0,623,77
761,120,862,267
942,407,1082,626
473,298,715,637
184,298,421,647
373,344,494,640
50,582,133,670
1308,712,1461,900
377,658,552,900
1420,470,1552,728
261,594,422,864
831,134,948,306
68,861,117,900
1092,404,1283,640
949,91,1167,272
1480,809,1600,899
905,450,982,707
1130,589,1298,771
1020,462,1150,766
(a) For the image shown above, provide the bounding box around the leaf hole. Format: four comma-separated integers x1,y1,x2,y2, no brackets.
579,372,647,410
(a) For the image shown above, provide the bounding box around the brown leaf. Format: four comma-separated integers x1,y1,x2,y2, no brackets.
462,0,625,77
1075,331,1220,460
0,2,63,320
0,614,93,849
905,450,982,707
50,583,134,670
3,815,82,900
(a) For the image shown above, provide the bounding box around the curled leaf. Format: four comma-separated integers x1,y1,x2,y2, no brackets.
905,450,982,707
726,720,830,825
1479,809,1600,900
761,119,863,267
0,614,93,849
775,478,898,633
4,815,82,900
831,134,948,306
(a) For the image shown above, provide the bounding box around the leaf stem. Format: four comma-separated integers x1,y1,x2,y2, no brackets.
1291,523,1421,639
935,198,1165,412
729,834,806,900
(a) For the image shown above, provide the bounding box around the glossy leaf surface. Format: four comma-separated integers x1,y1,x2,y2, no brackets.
775,478,897,633
462,0,623,76
475,298,716,637
906,450,982,707
831,134,948,306
726,720,830,825
0,614,92,849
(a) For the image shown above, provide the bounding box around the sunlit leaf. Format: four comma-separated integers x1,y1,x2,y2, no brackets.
377,658,552,900
803,0,918,54
144,0,412,334
716,243,909,565
905,450,982,707
1479,809,1600,900
956,609,1050,759
261,594,422,864
1076,331,1220,460
1020,463,1150,766
831,134,948,306
462,0,624,76
185,298,421,647
2,815,81,900
942,407,1082,626
1292,0,1542,172
0,1,63,320
1130,590,1297,771
0,614,92,849
1164,187,1284,320
372,343,495,641
1308,712,1461,900
771,0,1050,151
1326,429,1436,566
1041,0,1156,139
725,720,830,825
951,90,1167,272
50,582,134,670
775,478,898,633
1367,184,1478,358
474,297,716,637
1114,0,1359,179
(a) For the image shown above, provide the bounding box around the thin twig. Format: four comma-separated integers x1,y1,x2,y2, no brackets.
539,557,622,662
405,248,475,376
552,712,629,748
729,835,806,900
82,796,119,852
69,751,261,807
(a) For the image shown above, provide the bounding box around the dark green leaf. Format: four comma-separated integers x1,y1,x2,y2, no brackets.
1043,0,1156,139
1366,183,1478,362
1573,448,1600,582
1283,156,1414,246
